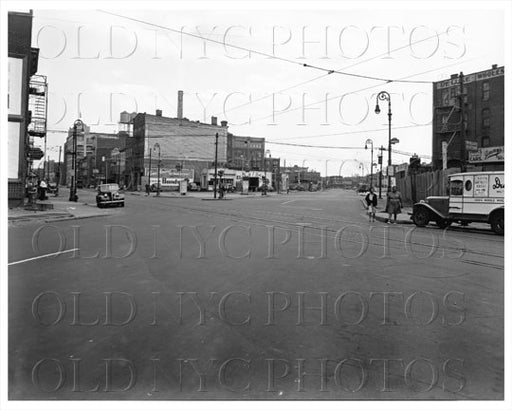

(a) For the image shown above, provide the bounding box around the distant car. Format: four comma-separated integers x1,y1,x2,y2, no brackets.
357,184,369,195
289,184,305,191
96,183,125,208
188,182,200,191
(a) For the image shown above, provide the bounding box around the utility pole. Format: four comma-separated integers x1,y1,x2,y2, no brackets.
325,159,329,190
57,146,61,186
378,146,384,199
459,72,466,172
69,120,80,202
148,145,152,189
214,132,219,199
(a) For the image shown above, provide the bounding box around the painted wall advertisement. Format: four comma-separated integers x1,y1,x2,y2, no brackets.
468,146,504,163
489,174,505,198
473,175,489,197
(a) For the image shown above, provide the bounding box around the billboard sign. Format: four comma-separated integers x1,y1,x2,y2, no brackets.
468,146,504,163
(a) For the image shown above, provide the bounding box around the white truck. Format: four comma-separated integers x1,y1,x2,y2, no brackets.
411,171,504,235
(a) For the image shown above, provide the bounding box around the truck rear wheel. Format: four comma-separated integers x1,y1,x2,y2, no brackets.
490,211,504,235
413,208,430,227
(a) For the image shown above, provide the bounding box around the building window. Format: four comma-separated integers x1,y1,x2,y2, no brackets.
441,89,449,106
482,108,490,128
481,136,490,148
482,81,490,101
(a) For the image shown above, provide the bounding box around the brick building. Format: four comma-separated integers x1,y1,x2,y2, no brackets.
8,11,41,206
63,124,126,187
282,166,321,187
125,109,229,189
226,134,265,170
432,65,504,170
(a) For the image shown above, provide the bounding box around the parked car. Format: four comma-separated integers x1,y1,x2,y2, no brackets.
47,182,59,196
188,182,200,191
96,183,125,208
289,184,305,191
411,171,504,234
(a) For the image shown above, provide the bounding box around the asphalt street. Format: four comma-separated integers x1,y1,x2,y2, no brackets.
8,189,504,399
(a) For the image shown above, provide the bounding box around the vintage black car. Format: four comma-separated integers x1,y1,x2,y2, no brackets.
96,183,125,208
47,182,59,196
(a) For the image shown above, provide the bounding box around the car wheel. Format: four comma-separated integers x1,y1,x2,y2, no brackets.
121,202,125,207
413,207,430,227
490,211,504,235
97,203,103,208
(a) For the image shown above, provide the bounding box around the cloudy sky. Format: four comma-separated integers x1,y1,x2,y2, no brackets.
24,2,506,176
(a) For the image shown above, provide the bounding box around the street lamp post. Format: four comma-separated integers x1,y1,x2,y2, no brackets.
154,143,161,196
69,119,83,202
264,150,271,195
375,91,392,192
365,139,374,188
324,159,329,190
300,159,307,186
214,133,219,199
148,145,152,189
276,158,280,194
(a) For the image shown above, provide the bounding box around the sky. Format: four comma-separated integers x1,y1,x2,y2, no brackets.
21,2,506,176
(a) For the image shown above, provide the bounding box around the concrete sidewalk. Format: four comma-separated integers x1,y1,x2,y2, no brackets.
359,197,413,224
374,209,413,224
8,187,115,223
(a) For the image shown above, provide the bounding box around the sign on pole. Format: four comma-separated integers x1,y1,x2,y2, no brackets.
442,141,448,170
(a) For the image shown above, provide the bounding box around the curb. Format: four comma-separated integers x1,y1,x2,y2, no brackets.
374,213,414,224
9,212,112,223
8,212,70,220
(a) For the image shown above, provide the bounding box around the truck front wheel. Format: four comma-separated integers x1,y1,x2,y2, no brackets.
490,211,504,235
413,208,430,227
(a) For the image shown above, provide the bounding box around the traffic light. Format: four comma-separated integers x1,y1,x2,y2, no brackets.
378,155,382,165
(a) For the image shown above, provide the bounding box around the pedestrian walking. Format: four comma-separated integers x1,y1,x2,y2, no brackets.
386,186,403,224
38,179,48,201
145,183,150,196
364,187,378,222
219,181,225,199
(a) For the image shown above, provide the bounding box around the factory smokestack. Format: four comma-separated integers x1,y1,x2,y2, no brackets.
177,90,183,119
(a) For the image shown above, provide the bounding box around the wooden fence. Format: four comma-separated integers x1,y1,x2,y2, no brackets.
395,167,460,204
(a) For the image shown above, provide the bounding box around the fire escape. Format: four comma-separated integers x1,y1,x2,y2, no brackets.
27,74,48,172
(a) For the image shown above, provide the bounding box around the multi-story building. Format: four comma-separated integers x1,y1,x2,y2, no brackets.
63,124,126,187
124,93,229,189
281,166,321,187
8,11,42,207
432,65,504,171
226,134,265,170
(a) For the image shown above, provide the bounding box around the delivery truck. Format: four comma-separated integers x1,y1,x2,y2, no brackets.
411,171,504,234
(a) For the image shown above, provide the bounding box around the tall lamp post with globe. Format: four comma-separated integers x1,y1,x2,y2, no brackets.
365,139,374,188
374,91,392,191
